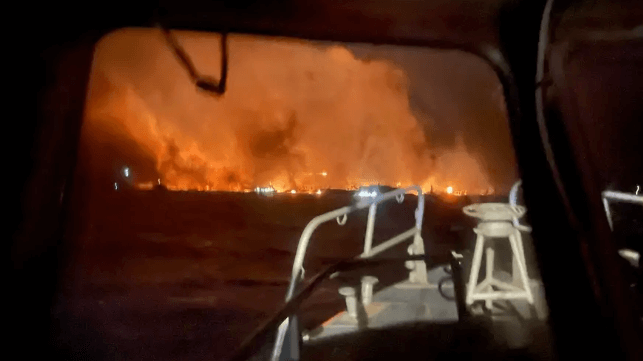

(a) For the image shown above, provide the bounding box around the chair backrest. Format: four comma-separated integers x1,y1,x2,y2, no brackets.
509,180,530,230
509,180,522,207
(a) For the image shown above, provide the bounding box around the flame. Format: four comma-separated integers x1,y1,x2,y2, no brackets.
135,182,154,190
84,29,498,194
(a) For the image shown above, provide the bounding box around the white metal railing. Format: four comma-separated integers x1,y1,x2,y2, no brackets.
601,190,643,230
270,185,426,361
286,185,425,300
601,190,642,282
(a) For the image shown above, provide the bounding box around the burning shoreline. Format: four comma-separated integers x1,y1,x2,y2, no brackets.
84,29,508,197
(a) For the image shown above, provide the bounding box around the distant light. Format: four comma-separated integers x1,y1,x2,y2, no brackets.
321,171,327,177
316,189,322,195
446,186,453,194
114,182,118,190
357,190,378,198
291,190,296,194
255,186,275,194
123,167,130,178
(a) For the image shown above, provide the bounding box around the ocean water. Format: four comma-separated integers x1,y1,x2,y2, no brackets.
53,190,504,360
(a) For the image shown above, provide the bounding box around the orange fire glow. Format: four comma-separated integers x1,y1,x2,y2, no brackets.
84,29,497,194
135,182,154,190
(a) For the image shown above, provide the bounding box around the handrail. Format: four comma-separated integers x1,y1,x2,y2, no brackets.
359,228,417,258
509,179,532,232
601,190,643,230
286,185,424,300
271,185,425,361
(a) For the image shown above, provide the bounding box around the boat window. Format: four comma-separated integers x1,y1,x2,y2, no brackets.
56,28,553,360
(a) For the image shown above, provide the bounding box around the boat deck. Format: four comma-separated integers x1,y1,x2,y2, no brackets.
305,265,550,351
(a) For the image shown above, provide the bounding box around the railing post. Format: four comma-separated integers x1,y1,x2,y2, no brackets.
450,251,469,321
407,190,428,284
363,203,377,255
602,196,614,230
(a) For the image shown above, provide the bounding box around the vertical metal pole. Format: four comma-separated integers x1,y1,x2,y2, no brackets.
486,247,494,310
513,230,528,286
363,203,377,255
270,319,289,361
410,191,428,283
509,233,534,304
467,233,485,305
450,251,469,321
274,271,301,361
602,196,613,230
413,192,425,250
512,249,521,287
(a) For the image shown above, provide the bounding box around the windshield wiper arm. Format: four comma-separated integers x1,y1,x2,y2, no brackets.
158,24,228,95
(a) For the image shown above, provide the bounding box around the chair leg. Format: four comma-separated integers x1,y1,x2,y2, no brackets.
485,247,494,310
515,231,528,276
515,231,534,304
467,233,485,305
509,232,534,304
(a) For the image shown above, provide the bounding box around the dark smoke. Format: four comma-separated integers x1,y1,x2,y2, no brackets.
158,138,208,188
249,113,299,159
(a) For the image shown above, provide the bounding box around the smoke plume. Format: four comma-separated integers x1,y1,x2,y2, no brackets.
83,28,507,193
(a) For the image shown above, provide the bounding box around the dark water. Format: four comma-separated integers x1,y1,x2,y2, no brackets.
52,189,504,360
